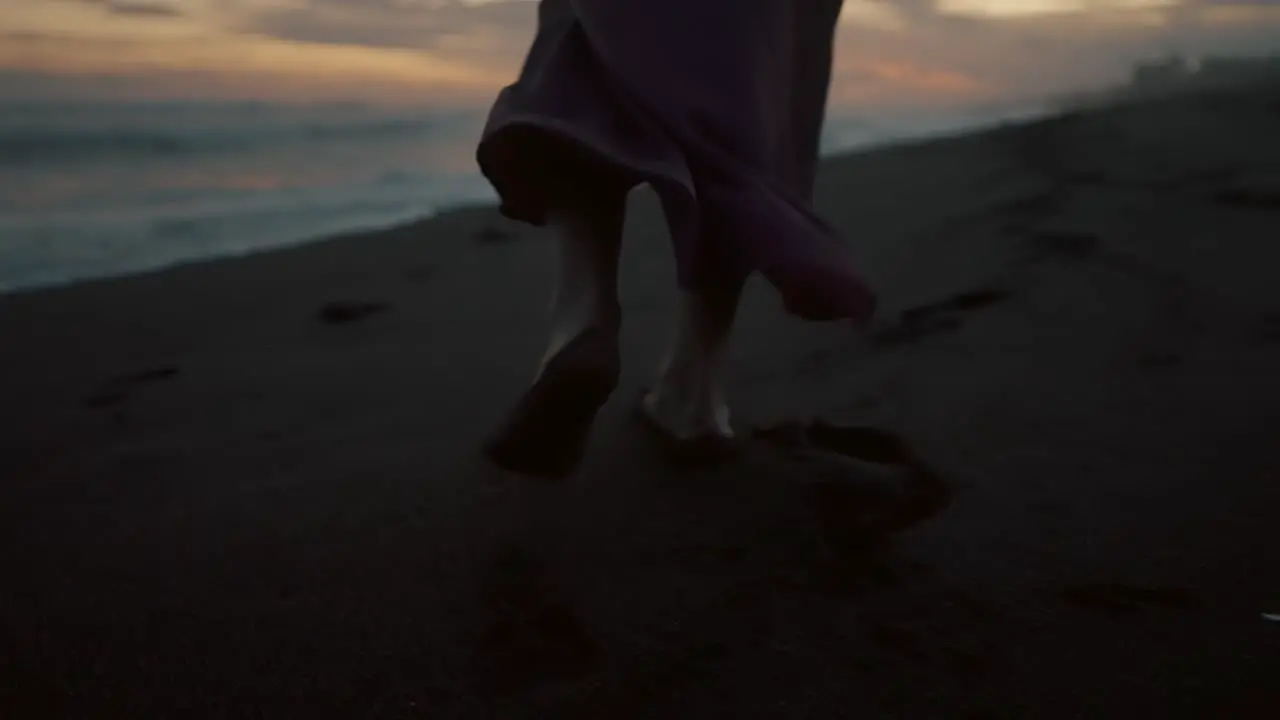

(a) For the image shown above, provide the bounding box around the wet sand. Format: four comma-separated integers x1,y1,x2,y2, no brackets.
2,80,1279,718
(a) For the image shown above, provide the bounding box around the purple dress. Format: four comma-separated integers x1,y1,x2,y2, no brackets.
476,0,876,323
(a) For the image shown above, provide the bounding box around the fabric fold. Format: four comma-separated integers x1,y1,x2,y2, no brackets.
476,0,876,323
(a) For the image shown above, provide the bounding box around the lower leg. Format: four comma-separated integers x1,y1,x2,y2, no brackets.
538,195,625,379
643,274,745,439
483,188,627,479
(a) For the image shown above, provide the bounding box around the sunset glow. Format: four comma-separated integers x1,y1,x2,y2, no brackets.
1,0,1278,107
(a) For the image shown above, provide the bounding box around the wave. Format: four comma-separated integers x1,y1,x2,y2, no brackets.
819,103,1058,155
0,103,482,166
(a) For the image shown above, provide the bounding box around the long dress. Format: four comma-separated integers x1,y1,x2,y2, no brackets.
475,0,876,323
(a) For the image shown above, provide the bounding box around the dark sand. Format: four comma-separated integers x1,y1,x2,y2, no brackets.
3,82,1279,718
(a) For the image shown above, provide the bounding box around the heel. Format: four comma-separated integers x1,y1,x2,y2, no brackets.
483,325,620,479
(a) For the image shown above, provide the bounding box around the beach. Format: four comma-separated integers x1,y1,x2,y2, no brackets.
2,79,1279,717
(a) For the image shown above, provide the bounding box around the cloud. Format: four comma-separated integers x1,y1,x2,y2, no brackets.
235,0,533,55
832,0,1280,103
110,2,184,17
4,0,1279,108
937,0,1178,18
49,0,186,16
1,31,62,42
841,1,911,30
1193,0,1280,5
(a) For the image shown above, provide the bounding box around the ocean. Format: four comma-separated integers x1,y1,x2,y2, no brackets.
0,100,1053,294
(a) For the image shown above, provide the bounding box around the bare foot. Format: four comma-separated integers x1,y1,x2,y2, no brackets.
483,320,620,479
632,381,740,466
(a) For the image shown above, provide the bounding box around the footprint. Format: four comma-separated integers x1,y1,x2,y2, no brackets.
316,300,390,325
804,421,914,466
942,588,1002,621
403,265,435,284
751,421,953,559
1065,169,1110,186
83,365,180,409
1058,583,1199,615
473,544,598,693
110,366,180,386
867,622,926,661
1137,350,1184,369
948,288,1013,312
875,679,915,714
474,226,518,244
872,287,1012,347
614,642,728,705
990,191,1058,222
803,422,954,535
1245,311,1280,347
872,316,960,347
1214,186,1280,210
1025,229,1100,263
939,644,988,677
83,390,130,409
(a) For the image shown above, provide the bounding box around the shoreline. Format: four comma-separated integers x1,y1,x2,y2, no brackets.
0,103,1062,299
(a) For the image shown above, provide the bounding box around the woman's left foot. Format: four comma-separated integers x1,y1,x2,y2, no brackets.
631,388,742,466
483,320,621,480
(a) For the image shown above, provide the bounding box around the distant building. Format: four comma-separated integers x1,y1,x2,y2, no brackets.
1197,54,1280,82
1130,55,1195,90
1129,53,1280,93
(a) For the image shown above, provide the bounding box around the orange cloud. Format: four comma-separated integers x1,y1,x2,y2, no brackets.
863,60,985,93
826,52,990,107
2,0,1278,108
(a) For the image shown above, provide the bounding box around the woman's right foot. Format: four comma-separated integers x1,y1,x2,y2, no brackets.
483,319,621,480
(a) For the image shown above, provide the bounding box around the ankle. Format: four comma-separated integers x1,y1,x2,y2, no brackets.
539,300,621,380
644,372,733,439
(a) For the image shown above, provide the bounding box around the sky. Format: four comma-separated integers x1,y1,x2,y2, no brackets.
0,0,1277,109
